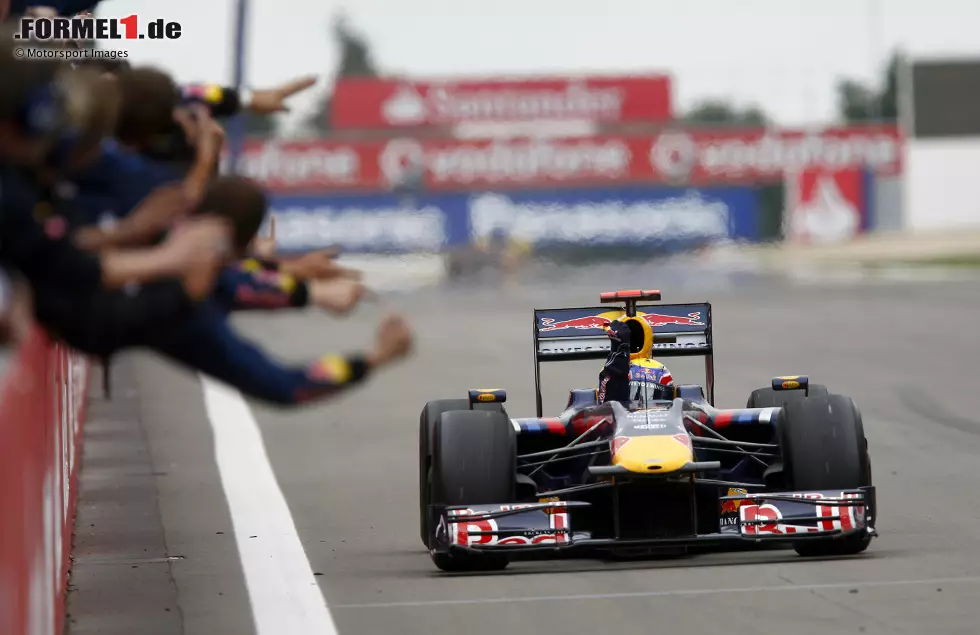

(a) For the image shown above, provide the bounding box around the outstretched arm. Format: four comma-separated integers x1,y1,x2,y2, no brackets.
597,320,632,404
180,75,317,118
212,263,364,314
211,265,309,312
153,306,411,406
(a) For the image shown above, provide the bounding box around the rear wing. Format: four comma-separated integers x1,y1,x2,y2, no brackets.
531,298,714,416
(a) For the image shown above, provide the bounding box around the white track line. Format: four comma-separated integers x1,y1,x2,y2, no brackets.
201,376,339,635
333,575,980,609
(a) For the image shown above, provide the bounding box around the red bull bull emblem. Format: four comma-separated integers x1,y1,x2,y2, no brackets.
539,315,614,332
539,311,705,333
640,312,705,327
719,487,748,515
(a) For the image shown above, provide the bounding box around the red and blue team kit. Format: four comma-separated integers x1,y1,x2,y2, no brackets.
228,74,904,253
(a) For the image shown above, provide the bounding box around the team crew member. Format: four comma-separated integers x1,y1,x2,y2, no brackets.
7,1,101,15
29,64,358,320
0,267,33,344
23,90,358,356
108,64,317,173
3,1,103,19
145,176,411,405
109,66,348,281
0,29,226,360
0,35,231,303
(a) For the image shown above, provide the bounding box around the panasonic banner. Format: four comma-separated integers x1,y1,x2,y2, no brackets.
267,186,760,254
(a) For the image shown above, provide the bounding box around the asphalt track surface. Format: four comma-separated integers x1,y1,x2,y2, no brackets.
67,265,980,635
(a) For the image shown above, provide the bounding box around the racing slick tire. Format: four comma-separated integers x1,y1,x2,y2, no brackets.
746,384,828,409
419,399,503,547
778,394,872,558
429,409,515,572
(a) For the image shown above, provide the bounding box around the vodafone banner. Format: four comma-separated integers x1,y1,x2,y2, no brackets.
236,124,903,193
329,75,673,129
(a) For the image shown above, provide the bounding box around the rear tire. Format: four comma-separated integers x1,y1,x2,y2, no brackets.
778,394,872,557
419,399,502,547
746,384,828,408
429,410,515,572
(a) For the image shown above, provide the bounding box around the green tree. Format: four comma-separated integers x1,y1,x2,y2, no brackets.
836,52,899,123
304,14,381,133
682,99,769,126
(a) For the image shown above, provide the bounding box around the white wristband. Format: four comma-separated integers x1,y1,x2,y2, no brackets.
240,88,254,109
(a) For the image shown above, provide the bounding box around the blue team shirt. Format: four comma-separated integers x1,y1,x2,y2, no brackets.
6,1,103,15
65,139,182,227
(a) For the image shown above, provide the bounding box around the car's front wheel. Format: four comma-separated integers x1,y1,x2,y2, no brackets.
429,409,515,572
778,394,872,557
419,400,504,547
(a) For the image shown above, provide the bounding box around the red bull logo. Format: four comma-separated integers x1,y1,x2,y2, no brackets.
719,488,748,515
539,311,705,332
641,312,705,327
539,315,615,332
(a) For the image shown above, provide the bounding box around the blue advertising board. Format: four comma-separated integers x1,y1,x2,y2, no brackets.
267,186,760,254
267,191,466,254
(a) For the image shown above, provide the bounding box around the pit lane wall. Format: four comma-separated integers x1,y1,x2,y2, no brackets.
0,328,90,635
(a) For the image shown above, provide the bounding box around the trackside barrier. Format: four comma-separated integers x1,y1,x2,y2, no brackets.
0,327,90,635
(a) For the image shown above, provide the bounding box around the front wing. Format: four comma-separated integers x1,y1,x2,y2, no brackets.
429,487,876,556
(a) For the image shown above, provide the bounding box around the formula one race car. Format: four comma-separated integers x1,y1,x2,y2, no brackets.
418,290,876,572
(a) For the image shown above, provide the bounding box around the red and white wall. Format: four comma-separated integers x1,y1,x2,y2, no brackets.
0,328,90,635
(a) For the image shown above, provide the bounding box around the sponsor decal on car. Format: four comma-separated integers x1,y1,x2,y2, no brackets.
449,506,570,547
632,423,668,430
738,491,865,535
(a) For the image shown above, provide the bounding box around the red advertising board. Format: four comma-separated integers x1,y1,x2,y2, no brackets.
329,75,673,129
233,124,903,193
785,167,866,244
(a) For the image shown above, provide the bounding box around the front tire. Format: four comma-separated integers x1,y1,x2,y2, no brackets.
778,394,872,557
429,409,515,572
418,399,502,547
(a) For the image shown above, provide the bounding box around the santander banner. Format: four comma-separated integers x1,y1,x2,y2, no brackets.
232,124,903,193
329,75,673,129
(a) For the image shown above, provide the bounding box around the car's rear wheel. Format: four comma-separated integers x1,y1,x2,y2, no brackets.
419,399,503,547
778,394,872,557
429,409,515,572
746,384,828,408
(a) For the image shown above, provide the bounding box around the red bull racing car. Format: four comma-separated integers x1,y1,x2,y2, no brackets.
418,289,876,571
